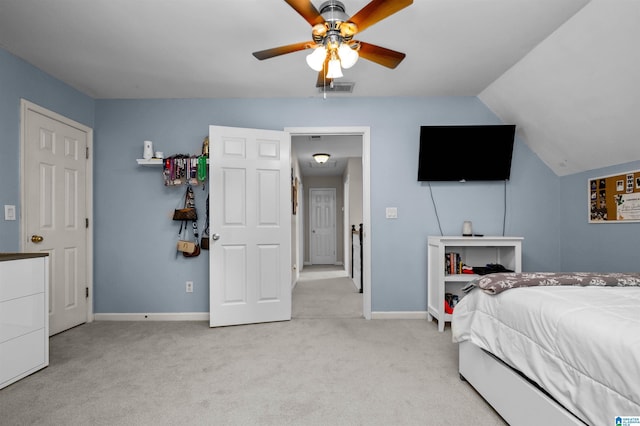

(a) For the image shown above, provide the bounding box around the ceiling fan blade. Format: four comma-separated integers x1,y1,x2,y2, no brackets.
284,0,325,26
357,42,406,69
253,41,315,60
349,0,413,33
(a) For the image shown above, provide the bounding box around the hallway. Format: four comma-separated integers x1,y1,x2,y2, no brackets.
292,265,362,319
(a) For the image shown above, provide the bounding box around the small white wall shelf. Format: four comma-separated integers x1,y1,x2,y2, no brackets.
136,158,209,166
136,158,164,166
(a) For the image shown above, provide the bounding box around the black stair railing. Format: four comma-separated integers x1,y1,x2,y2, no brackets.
358,223,363,293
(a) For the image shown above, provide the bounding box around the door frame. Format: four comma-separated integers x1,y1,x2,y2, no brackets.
20,99,94,324
285,126,371,319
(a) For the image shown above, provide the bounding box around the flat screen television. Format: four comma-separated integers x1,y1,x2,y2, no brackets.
417,125,516,181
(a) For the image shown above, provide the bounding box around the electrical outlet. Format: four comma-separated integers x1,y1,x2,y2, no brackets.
186,281,193,293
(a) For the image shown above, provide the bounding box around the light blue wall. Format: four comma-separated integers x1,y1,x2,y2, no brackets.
559,160,640,271
93,97,561,313
4,46,637,315
0,49,94,251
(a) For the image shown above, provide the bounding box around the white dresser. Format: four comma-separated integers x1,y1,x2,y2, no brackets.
0,253,49,389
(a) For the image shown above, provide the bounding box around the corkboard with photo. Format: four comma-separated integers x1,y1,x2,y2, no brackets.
589,169,640,223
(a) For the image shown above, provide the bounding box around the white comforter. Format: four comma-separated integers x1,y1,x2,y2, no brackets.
452,285,640,426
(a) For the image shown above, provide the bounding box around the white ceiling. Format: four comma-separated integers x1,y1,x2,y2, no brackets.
1,0,638,176
292,134,362,177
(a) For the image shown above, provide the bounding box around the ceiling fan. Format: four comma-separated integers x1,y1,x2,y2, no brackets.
252,0,413,88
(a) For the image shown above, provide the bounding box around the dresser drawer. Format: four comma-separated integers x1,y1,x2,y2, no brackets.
0,328,47,388
0,257,46,303
0,293,46,344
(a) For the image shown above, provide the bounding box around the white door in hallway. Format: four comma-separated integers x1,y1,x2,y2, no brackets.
22,101,92,335
209,125,291,327
309,188,336,265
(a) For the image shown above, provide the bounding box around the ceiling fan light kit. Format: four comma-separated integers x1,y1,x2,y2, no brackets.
326,53,344,79
306,46,327,71
252,0,412,88
337,42,358,69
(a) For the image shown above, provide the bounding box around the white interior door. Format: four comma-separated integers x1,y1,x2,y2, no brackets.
22,100,92,336
209,125,291,327
309,188,336,265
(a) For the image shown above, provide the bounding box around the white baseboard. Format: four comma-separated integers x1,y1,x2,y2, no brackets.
370,311,428,320
94,311,426,321
94,312,209,321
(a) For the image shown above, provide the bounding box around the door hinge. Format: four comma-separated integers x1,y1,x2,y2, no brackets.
86,218,89,228
85,287,89,298
86,146,89,159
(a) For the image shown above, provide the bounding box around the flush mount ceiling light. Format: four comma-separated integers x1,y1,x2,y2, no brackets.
313,153,331,164
252,0,412,88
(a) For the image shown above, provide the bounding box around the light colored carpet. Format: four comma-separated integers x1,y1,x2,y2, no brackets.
293,265,362,319
0,266,506,426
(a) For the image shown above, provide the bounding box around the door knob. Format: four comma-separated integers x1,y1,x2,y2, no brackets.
31,235,44,243
211,233,220,241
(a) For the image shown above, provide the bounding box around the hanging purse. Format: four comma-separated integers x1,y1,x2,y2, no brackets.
173,186,197,221
182,241,201,257
182,216,201,258
173,207,197,221
175,186,200,258
177,240,196,253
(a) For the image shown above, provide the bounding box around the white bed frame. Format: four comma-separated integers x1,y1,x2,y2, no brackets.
458,341,586,426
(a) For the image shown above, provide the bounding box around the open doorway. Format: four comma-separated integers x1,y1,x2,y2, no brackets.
292,264,362,319
287,126,371,319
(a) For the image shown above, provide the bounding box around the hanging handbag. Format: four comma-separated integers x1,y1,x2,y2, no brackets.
173,186,197,220
182,241,201,257
177,240,196,253
175,186,200,258
182,216,201,257
173,207,197,221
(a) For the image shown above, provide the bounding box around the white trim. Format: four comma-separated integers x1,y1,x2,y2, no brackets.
370,311,428,320
94,313,209,321
20,99,94,325
285,126,372,320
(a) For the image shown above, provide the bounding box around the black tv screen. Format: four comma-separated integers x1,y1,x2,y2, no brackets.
417,125,516,181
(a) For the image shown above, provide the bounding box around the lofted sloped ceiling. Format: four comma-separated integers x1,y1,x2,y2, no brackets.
0,0,637,176
480,0,640,176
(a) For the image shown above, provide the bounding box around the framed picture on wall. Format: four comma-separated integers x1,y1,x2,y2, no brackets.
292,177,298,215
589,169,640,223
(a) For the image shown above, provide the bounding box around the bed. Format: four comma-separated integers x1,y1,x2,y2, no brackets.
451,272,640,426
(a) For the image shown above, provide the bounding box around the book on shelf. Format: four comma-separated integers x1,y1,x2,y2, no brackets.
444,252,463,275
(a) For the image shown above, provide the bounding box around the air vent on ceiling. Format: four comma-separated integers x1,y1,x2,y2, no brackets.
318,82,355,93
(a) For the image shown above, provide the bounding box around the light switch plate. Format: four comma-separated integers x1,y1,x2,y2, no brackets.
385,207,398,219
4,205,16,221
